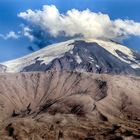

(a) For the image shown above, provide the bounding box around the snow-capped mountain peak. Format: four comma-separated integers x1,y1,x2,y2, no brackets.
1,38,140,75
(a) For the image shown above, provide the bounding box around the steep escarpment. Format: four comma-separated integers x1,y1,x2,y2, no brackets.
0,71,140,139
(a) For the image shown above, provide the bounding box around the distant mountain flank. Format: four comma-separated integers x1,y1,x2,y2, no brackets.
1,39,140,75
0,71,140,139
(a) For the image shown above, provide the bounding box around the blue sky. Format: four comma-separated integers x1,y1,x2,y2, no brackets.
0,0,140,62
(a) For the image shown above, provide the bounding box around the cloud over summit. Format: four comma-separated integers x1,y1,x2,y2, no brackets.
18,5,140,41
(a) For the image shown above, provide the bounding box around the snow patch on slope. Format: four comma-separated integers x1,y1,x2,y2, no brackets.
89,56,95,62
75,53,82,64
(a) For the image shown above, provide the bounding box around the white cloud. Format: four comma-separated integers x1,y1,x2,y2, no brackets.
0,31,19,40
0,27,34,41
22,27,34,41
18,5,140,41
6,31,19,39
114,19,140,36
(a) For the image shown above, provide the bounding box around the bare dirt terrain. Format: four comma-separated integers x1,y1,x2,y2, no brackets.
0,71,140,140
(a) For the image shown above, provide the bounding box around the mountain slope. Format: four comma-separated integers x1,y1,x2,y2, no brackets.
0,71,140,120
0,71,140,139
2,39,140,75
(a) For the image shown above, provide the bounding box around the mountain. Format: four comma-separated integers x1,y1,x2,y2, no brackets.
2,39,140,75
0,39,140,139
0,71,140,140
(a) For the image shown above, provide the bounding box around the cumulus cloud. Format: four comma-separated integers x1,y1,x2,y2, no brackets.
114,19,140,36
0,31,19,40
18,5,140,41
